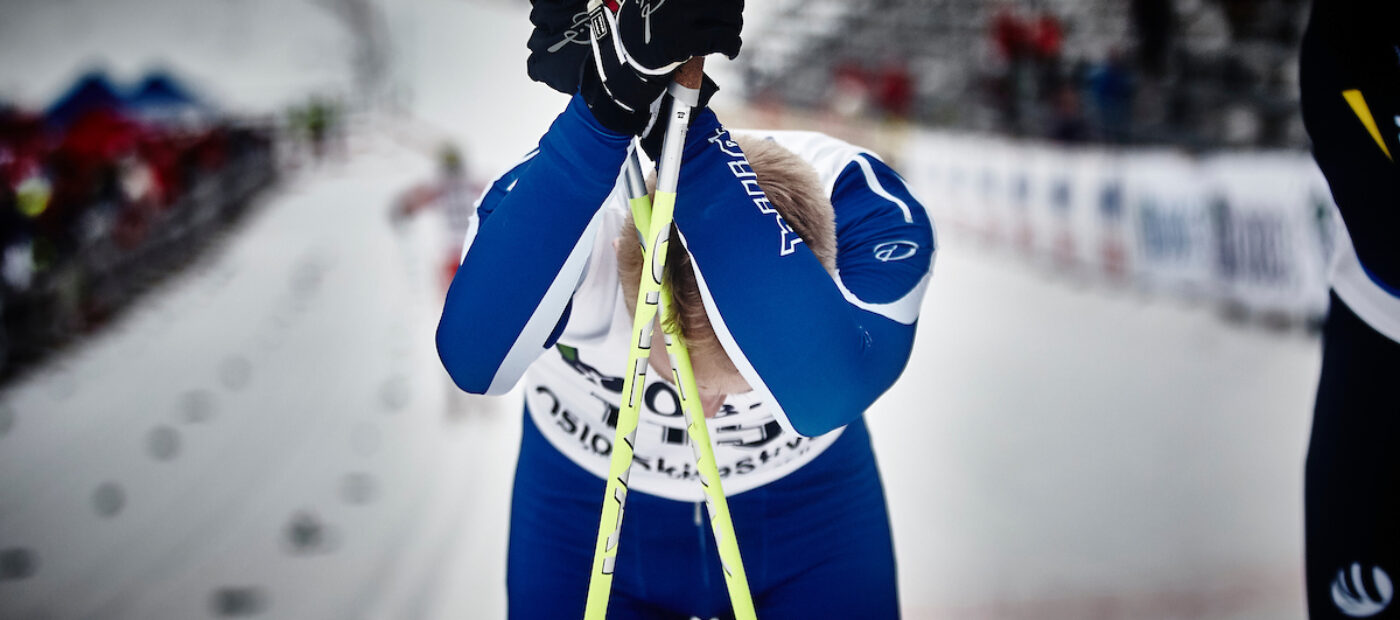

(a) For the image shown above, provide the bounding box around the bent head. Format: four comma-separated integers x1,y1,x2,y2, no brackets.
617,135,837,418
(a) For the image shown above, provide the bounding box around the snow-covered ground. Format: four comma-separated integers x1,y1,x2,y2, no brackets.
879,240,1316,619
0,2,1321,618
0,132,523,619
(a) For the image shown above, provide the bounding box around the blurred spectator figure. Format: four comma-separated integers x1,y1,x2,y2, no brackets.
307,98,331,161
4,159,47,291
15,160,57,276
1088,48,1135,143
111,153,162,251
988,5,1067,136
989,6,1032,134
434,144,479,281
14,163,52,222
0,110,43,294
874,58,915,121
287,96,343,165
55,108,140,253
1030,13,1063,61
991,6,1031,61
392,143,482,293
391,142,484,418
1048,84,1089,144
1030,12,1066,99
828,60,872,120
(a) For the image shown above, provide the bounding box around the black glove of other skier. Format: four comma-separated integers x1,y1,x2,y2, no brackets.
580,0,743,135
526,0,592,94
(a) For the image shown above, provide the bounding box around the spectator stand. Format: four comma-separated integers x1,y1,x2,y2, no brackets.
0,69,278,381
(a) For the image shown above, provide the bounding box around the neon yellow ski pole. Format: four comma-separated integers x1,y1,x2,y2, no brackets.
622,124,757,620
584,59,756,620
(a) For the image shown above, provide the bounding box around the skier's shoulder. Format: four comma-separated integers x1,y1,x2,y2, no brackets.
729,128,882,192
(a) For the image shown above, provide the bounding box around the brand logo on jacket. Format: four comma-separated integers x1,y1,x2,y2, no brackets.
1333,562,1393,618
873,240,919,262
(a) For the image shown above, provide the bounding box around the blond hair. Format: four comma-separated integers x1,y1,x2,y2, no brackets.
617,135,836,383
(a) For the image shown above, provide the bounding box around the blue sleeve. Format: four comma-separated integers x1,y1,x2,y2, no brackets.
436,93,631,394
671,112,935,436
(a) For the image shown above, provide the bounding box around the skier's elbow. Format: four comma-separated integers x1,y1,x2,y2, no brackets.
435,318,495,395
786,415,836,439
780,360,888,437
785,399,864,438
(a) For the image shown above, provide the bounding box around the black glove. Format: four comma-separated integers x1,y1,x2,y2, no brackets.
526,0,593,94
610,0,744,75
580,0,743,135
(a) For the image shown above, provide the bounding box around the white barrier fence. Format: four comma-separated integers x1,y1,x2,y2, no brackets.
902,129,1336,322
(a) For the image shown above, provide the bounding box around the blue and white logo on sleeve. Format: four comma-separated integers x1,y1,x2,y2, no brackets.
707,128,805,257
873,240,919,262
1333,562,1393,618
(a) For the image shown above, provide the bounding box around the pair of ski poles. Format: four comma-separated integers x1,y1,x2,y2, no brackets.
582,57,757,620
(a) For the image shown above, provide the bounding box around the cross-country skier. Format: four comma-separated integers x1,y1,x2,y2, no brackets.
1300,2,1400,618
436,1,935,617
391,143,482,293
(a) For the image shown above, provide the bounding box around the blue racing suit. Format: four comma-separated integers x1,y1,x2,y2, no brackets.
437,93,935,618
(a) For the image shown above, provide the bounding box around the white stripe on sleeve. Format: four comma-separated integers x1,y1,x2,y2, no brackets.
484,207,607,394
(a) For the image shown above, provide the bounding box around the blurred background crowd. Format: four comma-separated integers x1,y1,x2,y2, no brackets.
0,0,1326,385
744,0,1305,149
0,0,1324,372
731,0,1329,333
0,70,282,377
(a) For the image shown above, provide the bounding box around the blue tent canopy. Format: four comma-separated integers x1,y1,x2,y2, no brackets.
44,70,125,127
125,71,204,110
